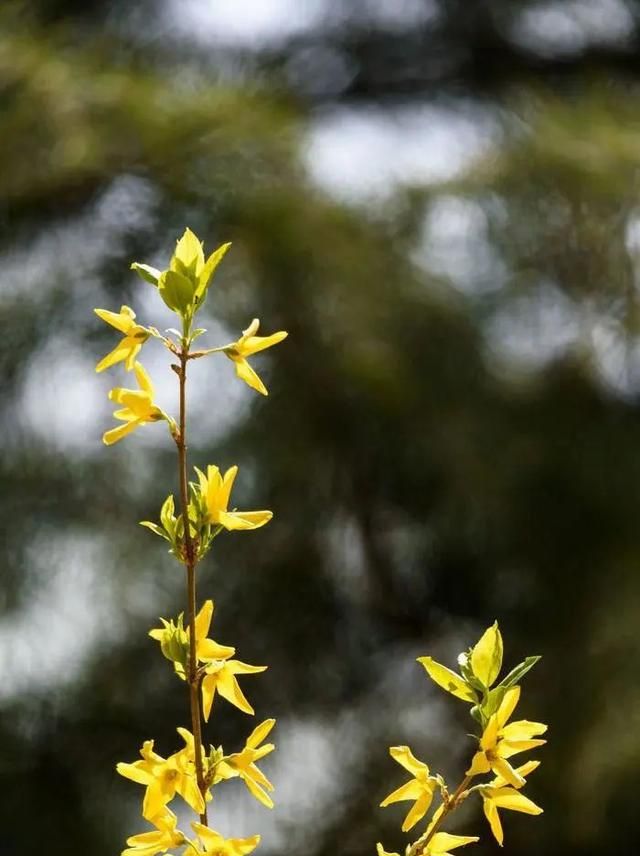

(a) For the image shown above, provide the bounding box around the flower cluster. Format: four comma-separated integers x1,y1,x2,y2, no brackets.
95,229,286,855
378,624,546,854
96,228,287,447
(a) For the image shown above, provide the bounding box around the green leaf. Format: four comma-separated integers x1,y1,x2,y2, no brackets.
482,685,507,720
417,656,478,702
496,655,541,691
171,228,204,281
470,622,503,689
194,241,232,312
160,494,176,536
140,521,171,541
158,269,196,314
131,262,161,285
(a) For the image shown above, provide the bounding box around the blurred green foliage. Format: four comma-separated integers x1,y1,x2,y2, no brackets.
2,1,640,854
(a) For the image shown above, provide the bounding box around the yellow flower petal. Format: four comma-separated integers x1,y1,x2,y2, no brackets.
490,759,540,788
231,356,268,395
380,779,425,807
103,420,140,445
198,638,235,661
229,661,268,675
176,772,206,815
500,720,547,741
483,797,504,847
134,362,155,396
466,750,491,777
428,832,479,854
489,756,525,789
142,779,170,820
95,305,136,334
246,719,276,749
401,790,433,832
218,510,273,531
389,746,429,779
242,330,288,356
216,670,255,715
242,772,274,809
499,738,546,758
220,466,239,510
201,673,217,721
480,715,500,751
194,600,214,643
489,788,543,815
96,341,135,373
116,761,152,786
496,686,520,728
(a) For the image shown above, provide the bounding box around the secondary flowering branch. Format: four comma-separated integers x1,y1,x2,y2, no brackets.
378,624,546,856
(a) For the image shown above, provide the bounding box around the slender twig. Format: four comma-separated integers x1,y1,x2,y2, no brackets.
414,774,473,856
176,346,208,825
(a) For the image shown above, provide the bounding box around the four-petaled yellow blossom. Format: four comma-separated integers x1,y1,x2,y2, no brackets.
480,760,543,847
380,746,438,832
103,362,167,445
122,807,186,856
220,318,287,396
196,465,273,531
216,719,276,808
116,728,205,820
95,305,150,373
149,600,235,681
466,686,547,788
191,823,261,856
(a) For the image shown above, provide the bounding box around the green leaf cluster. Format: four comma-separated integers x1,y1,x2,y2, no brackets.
418,622,541,729
131,229,231,336
140,486,223,563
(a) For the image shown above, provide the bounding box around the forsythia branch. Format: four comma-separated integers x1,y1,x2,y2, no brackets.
96,228,287,856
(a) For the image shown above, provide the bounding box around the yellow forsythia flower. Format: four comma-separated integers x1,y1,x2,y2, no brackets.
480,760,543,847
216,719,276,808
191,824,261,856
122,807,185,856
466,686,547,788
221,318,287,395
103,362,166,445
94,305,150,372
380,746,438,832
150,598,266,719
196,465,273,531
116,729,205,819
149,600,235,679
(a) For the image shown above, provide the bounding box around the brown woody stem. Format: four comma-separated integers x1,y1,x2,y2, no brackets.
414,774,473,855
176,347,208,826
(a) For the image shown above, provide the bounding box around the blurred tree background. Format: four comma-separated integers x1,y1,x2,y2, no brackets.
1,0,640,853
